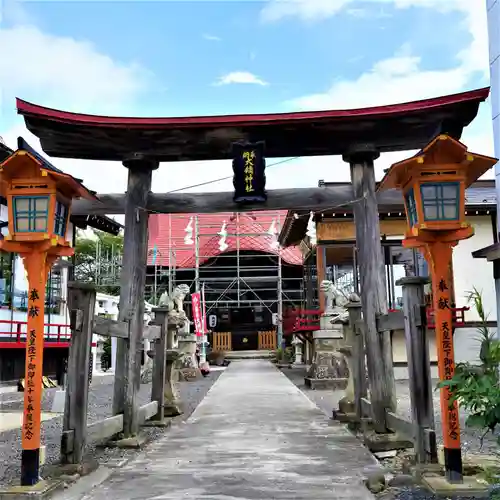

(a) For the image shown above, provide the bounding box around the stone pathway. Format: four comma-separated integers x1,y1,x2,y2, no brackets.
65,360,379,500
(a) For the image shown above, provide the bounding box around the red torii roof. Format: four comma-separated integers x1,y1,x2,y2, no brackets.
148,211,302,268
16,87,489,161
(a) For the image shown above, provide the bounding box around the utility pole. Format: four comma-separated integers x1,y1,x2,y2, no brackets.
486,0,500,338
195,216,200,294
277,213,283,349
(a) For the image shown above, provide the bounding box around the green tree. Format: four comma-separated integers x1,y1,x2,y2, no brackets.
74,229,124,295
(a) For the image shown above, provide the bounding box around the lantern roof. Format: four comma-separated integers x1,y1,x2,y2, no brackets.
0,137,98,201
377,134,498,191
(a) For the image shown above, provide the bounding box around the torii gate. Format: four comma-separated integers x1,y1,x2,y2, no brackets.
17,87,489,437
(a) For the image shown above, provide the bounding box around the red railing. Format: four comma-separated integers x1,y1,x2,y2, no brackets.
283,309,323,335
0,319,71,348
425,306,469,328
285,305,471,336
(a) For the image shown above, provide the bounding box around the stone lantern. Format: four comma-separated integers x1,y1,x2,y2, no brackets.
378,134,497,484
0,139,97,486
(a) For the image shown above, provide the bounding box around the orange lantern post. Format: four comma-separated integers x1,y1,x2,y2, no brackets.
378,134,497,483
0,140,97,486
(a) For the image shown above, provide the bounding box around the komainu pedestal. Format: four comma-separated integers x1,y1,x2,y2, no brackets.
164,349,183,416
304,280,350,390
305,324,348,390
178,331,200,381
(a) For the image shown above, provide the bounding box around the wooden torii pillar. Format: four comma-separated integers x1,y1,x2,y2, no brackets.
112,153,159,439
343,144,396,434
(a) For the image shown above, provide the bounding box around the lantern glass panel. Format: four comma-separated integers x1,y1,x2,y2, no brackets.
405,189,418,226
420,182,460,221
53,201,68,237
13,196,49,232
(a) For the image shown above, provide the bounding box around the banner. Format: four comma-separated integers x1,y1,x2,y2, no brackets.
191,292,203,336
202,284,207,334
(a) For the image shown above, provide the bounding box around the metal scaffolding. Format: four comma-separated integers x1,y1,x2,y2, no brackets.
84,211,304,336
145,212,303,334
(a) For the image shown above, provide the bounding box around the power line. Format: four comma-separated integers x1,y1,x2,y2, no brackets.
164,157,299,194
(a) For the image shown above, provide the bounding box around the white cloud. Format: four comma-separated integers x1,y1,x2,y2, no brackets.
0,25,152,115
277,0,492,173
261,0,351,23
260,1,488,80
203,33,222,41
214,71,268,86
0,0,155,202
288,52,473,110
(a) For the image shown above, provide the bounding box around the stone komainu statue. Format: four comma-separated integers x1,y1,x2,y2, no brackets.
158,284,190,314
320,280,360,324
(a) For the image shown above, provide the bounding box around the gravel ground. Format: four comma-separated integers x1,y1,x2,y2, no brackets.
0,370,221,486
282,365,500,500
282,365,499,454
380,486,500,499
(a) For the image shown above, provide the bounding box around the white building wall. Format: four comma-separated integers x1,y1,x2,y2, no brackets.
452,216,496,321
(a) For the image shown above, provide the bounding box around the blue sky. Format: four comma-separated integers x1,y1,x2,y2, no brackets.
0,0,494,195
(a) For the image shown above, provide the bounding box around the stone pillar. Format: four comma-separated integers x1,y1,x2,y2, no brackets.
164,350,183,416
316,245,326,312
110,337,117,372
343,145,396,433
178,329,199,380
292,336,303,364
163,315,183,416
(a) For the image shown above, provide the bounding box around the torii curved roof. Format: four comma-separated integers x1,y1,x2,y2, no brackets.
148,211,302,268
16,87,489,161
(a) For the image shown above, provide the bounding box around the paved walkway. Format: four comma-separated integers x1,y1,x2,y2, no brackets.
72,360,380,499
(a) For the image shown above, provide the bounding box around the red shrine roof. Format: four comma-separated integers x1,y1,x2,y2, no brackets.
16,87,489,161
148,211,302,268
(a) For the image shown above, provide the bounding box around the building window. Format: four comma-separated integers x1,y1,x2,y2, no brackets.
0,251,13,308
46,269,62,315
420,182,459,221
13,196,49,232
54,201,68,237
405,189,417,226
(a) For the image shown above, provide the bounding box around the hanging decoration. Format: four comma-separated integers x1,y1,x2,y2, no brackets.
267,218,279,250
184,217,194,245
306,211,317,246
218,220,228,252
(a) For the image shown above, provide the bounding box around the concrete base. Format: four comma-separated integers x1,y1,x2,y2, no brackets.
421,474,489,498
141,419,172,428
304,377,348,390
51,390,66,413
338,397,355,415
106,433,148,449
363,430,413,453
276,363,292,370
225,350,273,360
179,367,200,381
403,462,443,479
332,409,357,424
0,480,63,499
45,459,99,479
164,403,183,417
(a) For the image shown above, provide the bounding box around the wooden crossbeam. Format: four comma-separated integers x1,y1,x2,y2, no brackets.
71,186,406,216
93,316,161,340
93,316,129,338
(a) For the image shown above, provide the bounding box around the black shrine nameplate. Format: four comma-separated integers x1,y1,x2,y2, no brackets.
232,141,267,203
